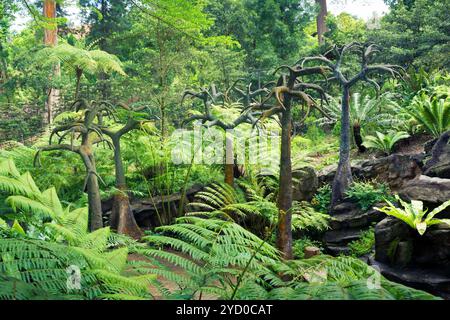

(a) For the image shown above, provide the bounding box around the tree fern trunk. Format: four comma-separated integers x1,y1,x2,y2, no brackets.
86,158,103,231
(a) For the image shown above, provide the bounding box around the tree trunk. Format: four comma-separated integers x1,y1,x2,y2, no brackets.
353,123,366,153
74,68,82,100
277,105,293,260
80,150,103,231
316,0,328,45
109,136,143,238
43,0,59,125
86,157,103,231
224,135,234,186
331,86,353,209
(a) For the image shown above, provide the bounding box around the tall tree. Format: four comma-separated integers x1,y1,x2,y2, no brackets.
316,0,328,45
182,83,263,186
43,0,60,125
370,0,450,70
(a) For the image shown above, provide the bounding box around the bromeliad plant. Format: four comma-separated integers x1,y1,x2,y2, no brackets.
375,195,450,235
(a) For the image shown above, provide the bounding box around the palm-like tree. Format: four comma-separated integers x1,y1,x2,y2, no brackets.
37,41,126,99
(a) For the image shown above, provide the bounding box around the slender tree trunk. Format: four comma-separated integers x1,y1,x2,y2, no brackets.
353,123,366,153
74,69,82,100
331,86,353,209
277,104,293,260
109,137,143,239
316,0,328,45
224,135,234,186
43,0,59,125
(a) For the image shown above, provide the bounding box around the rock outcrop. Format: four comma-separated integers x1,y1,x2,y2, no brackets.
323,202,385,256
103,184,203,229
318,154,423,190
423,130,450,178
373,216,450,299
292,166,319,202
399,175,450,204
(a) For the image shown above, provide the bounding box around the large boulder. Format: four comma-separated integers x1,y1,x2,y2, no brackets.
318,154,423,190
423,131,450,178
292,166,318,202
373,216,450,299
375,216,450,268
399,175,450,204
330,202,385,230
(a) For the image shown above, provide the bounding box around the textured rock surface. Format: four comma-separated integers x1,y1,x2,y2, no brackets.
103,184,203,228
375,216,450,278
318,154,423,189
399,175,450,204
369,258,450,299
323,201,385,256
292,166,319,202
423,131,450,178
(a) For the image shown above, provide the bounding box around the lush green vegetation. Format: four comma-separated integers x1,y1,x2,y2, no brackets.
0,0,449,301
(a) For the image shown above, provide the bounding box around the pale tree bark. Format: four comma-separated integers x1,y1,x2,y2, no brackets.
43,0,60,125
316,0,328,45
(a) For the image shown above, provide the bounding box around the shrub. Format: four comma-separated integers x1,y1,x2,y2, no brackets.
345,181,392,211
311,185,332,213
348,228,375,257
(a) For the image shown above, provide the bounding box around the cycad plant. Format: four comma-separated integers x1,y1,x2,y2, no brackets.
375,195,450,235
362,131,410,155
408,93,450,138
322,93,401,152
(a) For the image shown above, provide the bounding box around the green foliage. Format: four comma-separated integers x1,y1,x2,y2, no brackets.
142,216,282,299
407,93,450,137
292,237,323,260
345,181,393,211
375,195,450,235
348,228,375,257
369,0,450,70
187,182,330,237
312,184,332,213
271,255,439,300
362,131,410,155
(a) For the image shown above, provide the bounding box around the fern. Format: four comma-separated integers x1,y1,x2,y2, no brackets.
142,216,281,299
